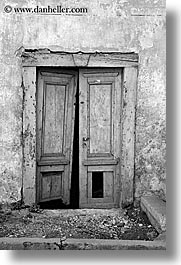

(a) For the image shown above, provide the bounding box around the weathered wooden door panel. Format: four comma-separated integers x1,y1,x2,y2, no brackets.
79,69,122,208
37,70,77,204
89,82,112,155
43,83,65,155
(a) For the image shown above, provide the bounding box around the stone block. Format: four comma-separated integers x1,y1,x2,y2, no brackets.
141,195,166,233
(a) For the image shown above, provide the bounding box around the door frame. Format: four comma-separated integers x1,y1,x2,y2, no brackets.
22,51,138,208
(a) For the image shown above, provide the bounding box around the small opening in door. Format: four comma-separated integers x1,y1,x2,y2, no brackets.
92,172,104,198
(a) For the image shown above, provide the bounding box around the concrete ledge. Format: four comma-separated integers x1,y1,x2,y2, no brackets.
141,196,166,234
0,237,166,250
63,238,166,250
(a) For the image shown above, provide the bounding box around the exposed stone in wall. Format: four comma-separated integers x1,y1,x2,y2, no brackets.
0,0,166,205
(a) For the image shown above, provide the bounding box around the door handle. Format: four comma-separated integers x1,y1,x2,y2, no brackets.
82,137,89,148
83,137,89,141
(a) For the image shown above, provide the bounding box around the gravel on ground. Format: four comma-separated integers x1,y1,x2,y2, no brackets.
0,205,158,241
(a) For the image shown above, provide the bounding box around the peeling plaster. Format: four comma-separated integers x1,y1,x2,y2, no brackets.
0,0,166,205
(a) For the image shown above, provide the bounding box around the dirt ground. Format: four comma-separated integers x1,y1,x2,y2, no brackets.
0,206,158,241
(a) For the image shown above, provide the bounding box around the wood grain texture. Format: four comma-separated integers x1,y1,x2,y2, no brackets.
104,171,114,199
37,70,77,204
87,165,115,172
89,83,111,154
79,69,122,208
43,84,65,155
83,159,119,166
41,171,62,201
87,76,115,157
37,159,69,166
40,165,64,172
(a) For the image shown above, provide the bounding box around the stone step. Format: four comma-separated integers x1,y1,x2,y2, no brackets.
140,196,166,234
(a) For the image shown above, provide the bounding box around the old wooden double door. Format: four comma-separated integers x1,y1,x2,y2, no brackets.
36,68,122,208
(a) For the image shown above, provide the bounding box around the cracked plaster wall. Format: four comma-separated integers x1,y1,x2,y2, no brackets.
0,0,166,205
